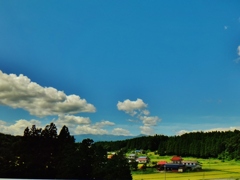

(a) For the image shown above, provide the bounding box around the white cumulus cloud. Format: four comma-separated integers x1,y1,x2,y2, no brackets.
74,125,109,135
0,71,96,116
140,126,154,135
117,98,147,116
112,128,132,136
139,116,161,126
0,119,42,136
70,120,115,135
95,120,115,128
117,98,161,135
0,117,118,136
142,109,150,116
55,114,91,127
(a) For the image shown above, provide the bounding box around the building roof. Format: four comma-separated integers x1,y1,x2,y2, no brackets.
171,156,183,161
138,156,148,158
182,160,199,164
137,156,149,161
128,154,137,156
157,161,167,165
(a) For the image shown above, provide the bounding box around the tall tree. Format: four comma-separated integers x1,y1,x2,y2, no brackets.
103,151,132,180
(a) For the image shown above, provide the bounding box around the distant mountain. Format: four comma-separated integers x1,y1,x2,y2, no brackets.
73,134,137,142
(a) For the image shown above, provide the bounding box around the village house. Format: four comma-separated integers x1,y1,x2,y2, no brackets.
127,154,138,163
157,156,202,172
136,156,150,164
170,155,183,163
182,160,202,171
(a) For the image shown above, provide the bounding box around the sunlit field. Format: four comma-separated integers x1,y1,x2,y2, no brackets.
132,154,240,180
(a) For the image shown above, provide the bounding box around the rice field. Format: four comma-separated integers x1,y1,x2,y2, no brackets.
132,154,240,180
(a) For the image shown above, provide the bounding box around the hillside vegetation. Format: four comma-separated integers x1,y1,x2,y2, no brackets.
132,154,240,180
1,125,240,179
0,123,132,179
95,130,240,160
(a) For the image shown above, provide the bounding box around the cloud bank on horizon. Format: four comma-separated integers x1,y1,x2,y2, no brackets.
0,70,132,136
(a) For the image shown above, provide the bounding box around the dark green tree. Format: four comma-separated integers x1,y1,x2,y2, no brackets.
103,151,132,180
41,122,57,139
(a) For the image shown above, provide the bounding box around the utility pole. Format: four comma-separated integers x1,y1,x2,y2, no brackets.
164,165,166,180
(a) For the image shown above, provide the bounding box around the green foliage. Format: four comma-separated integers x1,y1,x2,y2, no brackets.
0,123,132,179
96,130,240,160
130,161,139,171
2,126,240,179
104,151,132,180
133,157,240,180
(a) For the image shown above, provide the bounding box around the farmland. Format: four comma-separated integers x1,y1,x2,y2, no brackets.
132,154,240,180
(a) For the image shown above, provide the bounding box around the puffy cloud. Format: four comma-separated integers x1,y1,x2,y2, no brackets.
0,120,7,125
138,116,160,135
0,71,96,117
74,125,109,135
117,98,147,116
142,110,150,116
0,117,117,136
112,128,132,136
95,120,115,128
71,120,115,135
0,119,42,136
55,114,91,127
139,116,161,126
117,98,161,135
140,126,154,135
53,115,115,135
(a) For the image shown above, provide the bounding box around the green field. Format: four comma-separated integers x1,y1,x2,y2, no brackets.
132,154,240,180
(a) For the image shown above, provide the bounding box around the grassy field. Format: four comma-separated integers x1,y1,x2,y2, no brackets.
132,153,240,180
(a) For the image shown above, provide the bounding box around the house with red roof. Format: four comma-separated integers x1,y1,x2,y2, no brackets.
171,156,183,164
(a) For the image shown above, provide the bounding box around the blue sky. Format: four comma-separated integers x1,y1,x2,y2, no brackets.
0,0,240,137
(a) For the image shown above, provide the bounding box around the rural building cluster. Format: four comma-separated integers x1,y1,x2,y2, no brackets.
126,153,202,172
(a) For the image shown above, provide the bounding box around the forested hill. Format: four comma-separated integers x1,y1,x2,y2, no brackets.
1,126,240,179
0,123,132,179
95,130,240,160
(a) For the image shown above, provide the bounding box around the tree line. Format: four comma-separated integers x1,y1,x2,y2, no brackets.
0,123,132,179
95,130,240,160
1,124,240,178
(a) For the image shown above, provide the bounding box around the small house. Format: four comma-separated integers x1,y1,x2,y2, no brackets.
162,156,186,172
136,156,150,164
182,160,202,171
170,156,183,164
127,154,138,163
157,160,167,171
